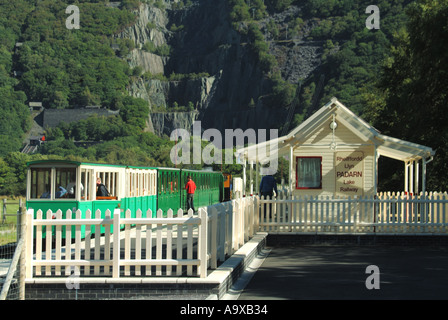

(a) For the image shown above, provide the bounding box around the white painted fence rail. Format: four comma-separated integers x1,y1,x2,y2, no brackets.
206,196,257,269
25,190,447,281
24,196,257,280
258,191,448,234
25,208,207,279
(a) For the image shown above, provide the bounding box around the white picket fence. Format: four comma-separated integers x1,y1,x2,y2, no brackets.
24,197,256,280
258,191,448,234
23,191,448,281
205,196,257,269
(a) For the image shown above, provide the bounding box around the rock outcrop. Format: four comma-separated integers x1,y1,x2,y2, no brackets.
118,0,325,136
151,111,199,137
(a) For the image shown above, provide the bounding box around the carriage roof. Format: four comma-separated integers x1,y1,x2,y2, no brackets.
26,160,156,170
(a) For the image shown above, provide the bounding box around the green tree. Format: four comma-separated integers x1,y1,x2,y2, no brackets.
119,96,150,131
365,0,448,191
0,157,19,195
229,0,251,22
3,152,31,194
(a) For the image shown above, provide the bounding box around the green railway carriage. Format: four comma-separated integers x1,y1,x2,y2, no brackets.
156,168,225,213
26,160,158,238
180,169,224,210
26,160,225,238
124,165,158,218
156,167,182,213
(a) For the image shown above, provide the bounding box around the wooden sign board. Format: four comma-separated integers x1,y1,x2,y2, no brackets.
335,151,364,196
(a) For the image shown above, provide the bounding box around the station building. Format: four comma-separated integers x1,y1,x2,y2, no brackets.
237,97,435,198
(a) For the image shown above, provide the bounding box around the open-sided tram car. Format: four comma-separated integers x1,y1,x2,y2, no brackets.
26,160,225,238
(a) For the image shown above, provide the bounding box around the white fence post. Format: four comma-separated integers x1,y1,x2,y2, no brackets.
226,201,233,257
209,206,217,269
255,196,259,232
112,208,120,278
198,207,208,278
217,205,225,262
25,209,33,279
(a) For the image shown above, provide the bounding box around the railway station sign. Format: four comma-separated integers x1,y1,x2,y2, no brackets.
335,151,364,196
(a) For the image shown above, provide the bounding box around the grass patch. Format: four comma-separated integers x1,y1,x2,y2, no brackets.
0,198,23,247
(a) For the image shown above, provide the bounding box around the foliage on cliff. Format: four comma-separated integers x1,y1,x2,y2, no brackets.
1,0,447,193
0,0,142,155
229,0,411,117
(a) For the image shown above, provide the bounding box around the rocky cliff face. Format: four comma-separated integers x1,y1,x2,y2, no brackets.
151,111,199,137
166,0,276,134
119,0,324,137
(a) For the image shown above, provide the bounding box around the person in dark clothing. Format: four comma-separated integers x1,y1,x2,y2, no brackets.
185,175,196,213
259,174,278,218
96,178,109,198
55,186,67,198
259,174,278,199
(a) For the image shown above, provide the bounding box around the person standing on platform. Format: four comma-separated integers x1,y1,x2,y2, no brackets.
185,175,196,213
259,174,278,199
259,174,278,218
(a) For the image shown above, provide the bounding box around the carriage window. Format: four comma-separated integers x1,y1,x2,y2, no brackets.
97,171,118,199
152,172,157,196
168,173,172,193
147,172,153,196
81,169,92,200
129,172,134,197
134,172,137,196
159,173,163,194
30,168,51,199
55,167,77,198
138,172,142,196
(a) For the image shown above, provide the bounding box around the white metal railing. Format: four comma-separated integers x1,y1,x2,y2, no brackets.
258,191,448,234
24,196,257,280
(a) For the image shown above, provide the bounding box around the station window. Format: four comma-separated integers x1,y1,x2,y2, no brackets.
296,157,322,189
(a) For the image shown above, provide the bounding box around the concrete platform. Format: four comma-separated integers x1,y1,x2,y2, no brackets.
237,235,448,300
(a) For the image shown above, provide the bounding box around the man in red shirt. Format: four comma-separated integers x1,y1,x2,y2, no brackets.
185,175,196,213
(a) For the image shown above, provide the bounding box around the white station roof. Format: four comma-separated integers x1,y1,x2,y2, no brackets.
237,97,435,164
